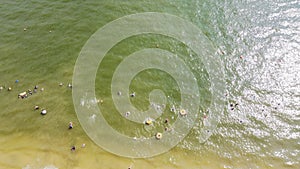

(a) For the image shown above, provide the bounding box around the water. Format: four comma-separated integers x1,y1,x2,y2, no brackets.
0,0,299,168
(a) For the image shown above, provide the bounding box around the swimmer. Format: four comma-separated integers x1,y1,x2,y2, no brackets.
125,111,131,117
145,119,153,125
117,91,122,96
164,118,169,123
69,122,73,129
41,109,47,115
130,92,135,97
170,105,175,112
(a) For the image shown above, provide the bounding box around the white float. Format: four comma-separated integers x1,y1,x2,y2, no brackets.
41,109,47,115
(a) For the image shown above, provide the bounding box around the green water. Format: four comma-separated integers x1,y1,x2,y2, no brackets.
0,0,299,169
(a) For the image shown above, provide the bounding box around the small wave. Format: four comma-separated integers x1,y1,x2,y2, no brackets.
22,164,58,169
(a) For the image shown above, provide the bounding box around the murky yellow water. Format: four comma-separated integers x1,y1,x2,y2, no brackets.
0,0,299,169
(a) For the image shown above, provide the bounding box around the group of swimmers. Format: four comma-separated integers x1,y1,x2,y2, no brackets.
1,81,82,152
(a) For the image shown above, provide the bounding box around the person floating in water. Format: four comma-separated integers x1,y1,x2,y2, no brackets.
71,146,76,151
69,122,73,129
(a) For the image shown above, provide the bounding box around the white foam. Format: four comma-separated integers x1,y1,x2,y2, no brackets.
43,165,58,169
22,164,59,169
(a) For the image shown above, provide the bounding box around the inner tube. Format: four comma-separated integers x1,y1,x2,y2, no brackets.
155,132,162,140
179,109,187,116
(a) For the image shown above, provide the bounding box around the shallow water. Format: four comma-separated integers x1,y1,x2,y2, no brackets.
0,0,299,169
